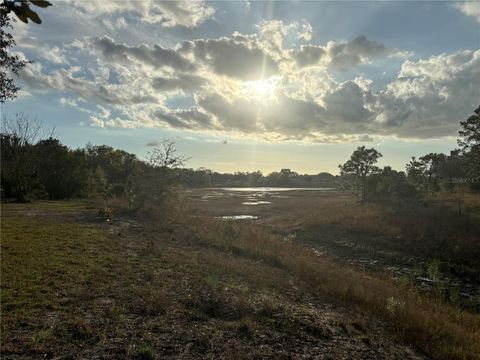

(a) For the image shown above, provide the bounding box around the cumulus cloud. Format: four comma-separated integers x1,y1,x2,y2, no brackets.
17,19,479,143
180,37,279,80
294,36,409,69
152,74,207,92
36,46,68,65
293,45,326,67
89,36,196,72
370,49,480,138
19,59,162,108
65,0,215,28
454,2,480,23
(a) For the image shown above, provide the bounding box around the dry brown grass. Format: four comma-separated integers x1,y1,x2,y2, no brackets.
268,192,480,269
3,199,479,359
188,216,480,360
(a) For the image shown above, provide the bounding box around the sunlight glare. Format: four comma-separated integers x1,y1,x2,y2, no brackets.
253,80,274,96
243,77,278,101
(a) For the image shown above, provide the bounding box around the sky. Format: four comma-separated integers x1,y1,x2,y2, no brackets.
2,0,480,174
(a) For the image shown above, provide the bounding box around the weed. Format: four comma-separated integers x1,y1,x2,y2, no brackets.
130,344,154,360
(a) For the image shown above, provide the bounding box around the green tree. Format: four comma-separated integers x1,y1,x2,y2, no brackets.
458,106,480,152
458,106,480,190
367,166,419,201
0,113,51,201
130,140,189,219
339,146,382,201
32,138,89,199
1,1,52,102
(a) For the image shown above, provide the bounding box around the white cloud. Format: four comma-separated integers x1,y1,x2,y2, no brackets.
59,97,78,107
102,17,128,31
89,116,105,128
372,49,480,138
454,2,480,23
17,21,479,143
36,46,68,65
63,0,215,28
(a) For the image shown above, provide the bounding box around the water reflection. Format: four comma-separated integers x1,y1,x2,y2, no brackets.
220,215,259,220
241,201,272,205
220,187,334,192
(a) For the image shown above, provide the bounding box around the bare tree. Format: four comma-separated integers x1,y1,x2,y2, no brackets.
1,113,53,201
1,112,53,144
147,139,189,170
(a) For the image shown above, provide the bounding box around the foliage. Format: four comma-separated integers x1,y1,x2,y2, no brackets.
458,106,480,190
1,0,52,24
128,140,188,219
458,105,480,152
180,168,336,188
1,113,52,201
366,166,419,201
0,0,51,103
32,138,89,199
0,9,27,102
97,206,114,221
336,106,480,201
339,146,382,201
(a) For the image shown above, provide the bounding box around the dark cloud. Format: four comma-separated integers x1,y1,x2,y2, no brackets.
154,107,215,130
294,45,326,67
294,36,405,69
90,36,196,72
322,81,374,134
152,74,206,92
198,93,260,131
181,37,279,80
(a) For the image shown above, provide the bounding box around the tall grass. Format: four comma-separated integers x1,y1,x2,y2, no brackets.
273,194,480,269
189,216,480,360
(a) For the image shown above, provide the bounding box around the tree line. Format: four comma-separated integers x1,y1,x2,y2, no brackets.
1,106,479,205
0,114,335,204
339,106,480,202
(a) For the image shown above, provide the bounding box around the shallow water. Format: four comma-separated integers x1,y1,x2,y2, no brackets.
220,215,259,220
219,187,334,192
241,201,272,205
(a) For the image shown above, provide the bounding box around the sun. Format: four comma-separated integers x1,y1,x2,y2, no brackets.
253,80,275,97
241,77,278,100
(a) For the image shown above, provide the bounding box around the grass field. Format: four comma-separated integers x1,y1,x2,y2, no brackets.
2,197,480,359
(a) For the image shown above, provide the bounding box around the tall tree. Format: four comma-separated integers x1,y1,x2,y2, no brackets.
339,146,382,201
458,106,480,189
458,106,480,152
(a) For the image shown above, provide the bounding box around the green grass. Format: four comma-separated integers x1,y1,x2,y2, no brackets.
2,217,120,355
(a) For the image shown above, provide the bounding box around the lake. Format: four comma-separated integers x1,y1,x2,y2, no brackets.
187,186,341,220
